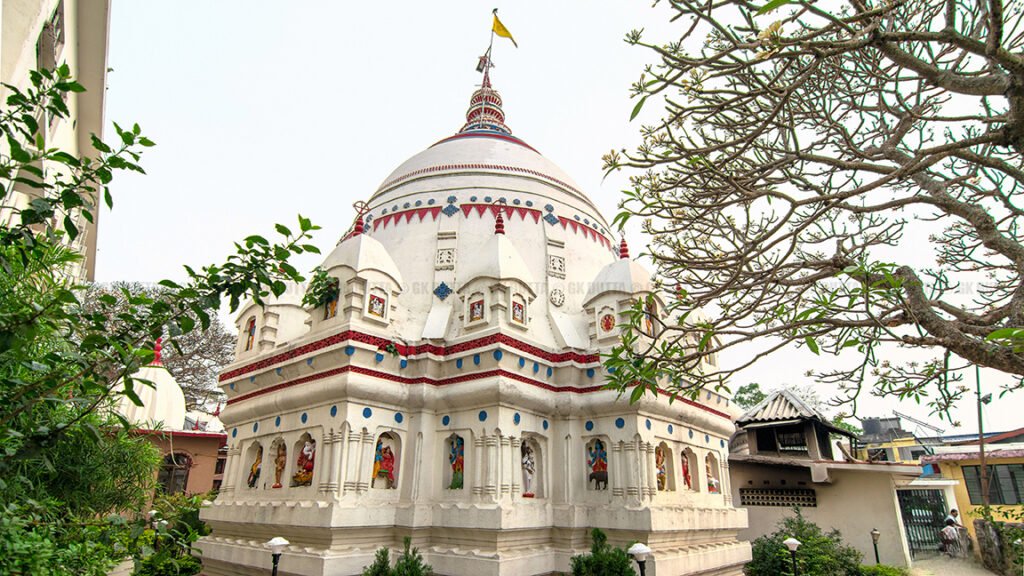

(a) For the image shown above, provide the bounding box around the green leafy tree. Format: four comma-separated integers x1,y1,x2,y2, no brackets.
0,66,318,573
361,547,392,576
570,528,636,576
603,0,1024,418
360,538,432,576
733,383,767,410
745,509,862,576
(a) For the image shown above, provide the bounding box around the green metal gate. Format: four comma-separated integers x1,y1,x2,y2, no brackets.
897,489,947,558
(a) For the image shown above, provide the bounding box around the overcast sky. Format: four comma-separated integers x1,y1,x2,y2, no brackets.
97,1,1020,433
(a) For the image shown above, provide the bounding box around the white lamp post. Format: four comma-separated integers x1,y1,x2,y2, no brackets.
627,542,652,576
265,537,289,576
783,537,801,575
870,528,881,564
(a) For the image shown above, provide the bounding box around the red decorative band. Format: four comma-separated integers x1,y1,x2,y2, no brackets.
223,364,731,420
557,217,611,249
219,331,600,382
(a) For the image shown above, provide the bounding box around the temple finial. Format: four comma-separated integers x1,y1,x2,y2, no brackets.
495,211,506,235
619,238,630,259
153,337,163,366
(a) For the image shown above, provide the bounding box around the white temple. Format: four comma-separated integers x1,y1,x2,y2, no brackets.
199,71,750,575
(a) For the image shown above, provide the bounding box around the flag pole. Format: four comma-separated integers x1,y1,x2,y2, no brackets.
478,10,498,130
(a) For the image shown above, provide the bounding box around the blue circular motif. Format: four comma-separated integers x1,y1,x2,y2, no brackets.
382,208,388,214
249,376,256,383
716,395,721,404
375,353,384,363
478,410,488,422
543,420,549,430
231,428,237,438
545,204,554,212
668,424,674,434
456,358,463,369
720,439,726,447
330,405,338,417
229,382,235,390
275,367,282,376
447,195,457,203
526,200,534,207
275,416,281,427
392,205,398,211
584,218,590,225
705,434,710,443
706,391,712,399
400,359,408,369
428,198,436,205
301,412,308,424
252,422,259,433
519,358,526,368
513,413,521,425
363,407,373,418
498,197,506,203
344,345,355,356
574,215,581,221
403,202,411,209
645,419,652,430
689,429,694,439
306,358,314,366
615,418,625,429
395,413,404,424
585,420,594,431
470,195,478,202
493,350,503,361
586,368,595,378
546,367,553,377
484,196,492,203
473,354,480,365
415,200,422,206
513,199,521,205
442,415,451,426
608,366,616,374
533,362,540,374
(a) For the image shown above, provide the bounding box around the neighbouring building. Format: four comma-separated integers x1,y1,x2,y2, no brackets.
921,428,1024,549
198,67,751,575
729,390,921,568
0,0,111,282
115,340,227,497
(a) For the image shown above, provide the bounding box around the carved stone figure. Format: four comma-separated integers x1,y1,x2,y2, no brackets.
291,439,315,487
682,452,693,490
247,445,262,488
655,445,667,491
588,440,608,490
521,442,536,497
272,443,286,488
448,435,464,490
372,437,397,489
706,458,720,494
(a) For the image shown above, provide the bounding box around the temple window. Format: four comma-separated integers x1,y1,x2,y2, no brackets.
323,278,340,320
706,452,721,494
270,438,287,489
245,442,263,489
656,442,674,492
158,452,192,494
681,448,697,491
445,433,465,490
291,434,316,487
510,293,528,326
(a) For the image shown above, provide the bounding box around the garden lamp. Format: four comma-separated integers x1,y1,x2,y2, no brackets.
870,528,881,564
265,536,289,576
783,537,801,576
627,542,652,576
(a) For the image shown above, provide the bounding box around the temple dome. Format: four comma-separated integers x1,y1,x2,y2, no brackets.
114,340,187,430
583,240,654,306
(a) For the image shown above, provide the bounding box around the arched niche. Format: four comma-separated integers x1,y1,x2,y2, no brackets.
371,431,400,489
269,437,287,489
323,277,340,320
243,316,256,351
245,442,263,489
444,433,465,490
655,442,675,492
705,452,721,494
291,433,316,488
510,292,528,327
585,437,609,491
681,447,697,491
521,436,542,498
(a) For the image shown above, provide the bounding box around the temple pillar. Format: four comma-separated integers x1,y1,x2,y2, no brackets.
644,442,658,499
499,434,511,497
317,431,334,495
611,441,624,497
721,457,733,505
328,428,343,496
485,433,498,499
343,430,362,494
472,434,485,496
510,436,522,496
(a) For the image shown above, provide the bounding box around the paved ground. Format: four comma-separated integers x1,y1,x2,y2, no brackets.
910,555,997,576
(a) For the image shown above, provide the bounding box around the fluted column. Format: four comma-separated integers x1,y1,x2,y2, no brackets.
328,429,343,496
220,444,240,496
510,437,522,496
343,430,362,494
625,440,640,500
358,430,374,491
499,434,511,497
472,435,485,496
611,441,624,497
485,433,498,498
721,457,733,505
644,443,658,499
317,431,334,495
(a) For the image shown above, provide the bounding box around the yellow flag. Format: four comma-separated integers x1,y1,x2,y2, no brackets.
492,13,518,48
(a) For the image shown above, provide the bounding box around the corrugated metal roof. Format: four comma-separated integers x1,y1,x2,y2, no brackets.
736,389,828,426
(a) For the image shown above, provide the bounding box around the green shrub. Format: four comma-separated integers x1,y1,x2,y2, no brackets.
570,528,636,576
859,565,908,576
360,538,432,576
745,508,862,576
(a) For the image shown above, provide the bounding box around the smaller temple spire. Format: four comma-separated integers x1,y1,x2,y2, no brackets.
495,211,506,235
352,215,364,237
619,238,630,259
